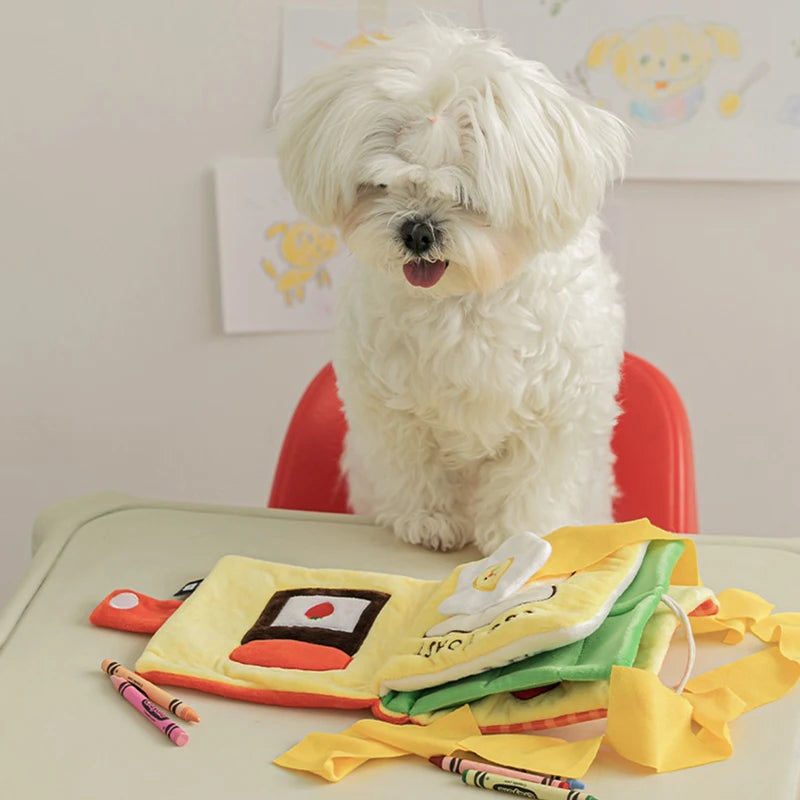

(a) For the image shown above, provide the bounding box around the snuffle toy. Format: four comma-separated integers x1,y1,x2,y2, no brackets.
91,519,800,782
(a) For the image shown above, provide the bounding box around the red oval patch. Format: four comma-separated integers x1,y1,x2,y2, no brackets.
305,601,335,620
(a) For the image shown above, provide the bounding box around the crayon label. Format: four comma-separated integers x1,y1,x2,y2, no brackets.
463,770,554,798
142,698,169,721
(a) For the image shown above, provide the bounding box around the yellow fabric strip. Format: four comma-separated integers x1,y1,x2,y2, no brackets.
751,613,800,660
459,733,603,780
685,647,800,711
539,520,700,586
689,588,774,643
274,704,600,782
684,685,746,739
604,667,743,771
605,594,800,773
274,732,408,781
274,705,480,781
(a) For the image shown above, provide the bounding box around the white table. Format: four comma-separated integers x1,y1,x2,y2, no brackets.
1,493,799,799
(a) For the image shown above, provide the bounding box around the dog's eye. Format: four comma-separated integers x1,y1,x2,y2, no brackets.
378,183,387,189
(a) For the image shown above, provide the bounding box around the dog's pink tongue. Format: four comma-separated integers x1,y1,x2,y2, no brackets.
402,259,448,288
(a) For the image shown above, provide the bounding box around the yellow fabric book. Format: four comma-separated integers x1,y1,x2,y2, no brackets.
134,520,706,730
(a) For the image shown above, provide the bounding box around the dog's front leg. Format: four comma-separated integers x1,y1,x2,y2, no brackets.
472,429,602,555
342,411,472,552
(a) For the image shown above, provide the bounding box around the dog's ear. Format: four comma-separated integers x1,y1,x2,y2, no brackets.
275,76,343,227
491,62,629,251
275,57,378,228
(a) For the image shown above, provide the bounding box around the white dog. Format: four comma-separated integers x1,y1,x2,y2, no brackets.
276,22,628,555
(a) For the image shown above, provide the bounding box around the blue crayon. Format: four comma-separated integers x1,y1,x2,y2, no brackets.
554,776,587,790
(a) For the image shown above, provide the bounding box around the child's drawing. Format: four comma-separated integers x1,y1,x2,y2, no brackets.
214,158,350,334
587,19,741,125
262,221,337,306
717,60,770,117
482,0,800,180
312,28,390,56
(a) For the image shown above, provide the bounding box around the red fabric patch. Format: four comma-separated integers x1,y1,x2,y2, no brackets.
510,684,558,701
305,601,335,620
689,598,720,617
89,589,181,633
229,639,352,671
481,708,608,733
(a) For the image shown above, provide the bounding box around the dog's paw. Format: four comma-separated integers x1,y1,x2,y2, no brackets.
390,511,470,552
473,525,518,556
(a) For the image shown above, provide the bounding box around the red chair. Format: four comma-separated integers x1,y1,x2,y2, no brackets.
611,353,698,533
269,353,698,533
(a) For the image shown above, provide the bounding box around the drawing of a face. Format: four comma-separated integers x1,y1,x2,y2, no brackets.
621,23,710,99
280,222,338,269
262,220,337,305
588,19,740,124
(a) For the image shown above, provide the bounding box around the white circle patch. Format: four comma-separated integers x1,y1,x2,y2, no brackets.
109,591,140,610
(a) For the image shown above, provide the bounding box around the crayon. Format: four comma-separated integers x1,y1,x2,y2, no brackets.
553,776,586,790
429,756,572,789
102,659,200,723
461,769,598,800
111,675,189,746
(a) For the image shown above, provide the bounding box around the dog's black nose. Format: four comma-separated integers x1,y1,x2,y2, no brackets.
400,218,439,255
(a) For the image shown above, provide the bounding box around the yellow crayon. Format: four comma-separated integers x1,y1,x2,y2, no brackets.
102,659,200,723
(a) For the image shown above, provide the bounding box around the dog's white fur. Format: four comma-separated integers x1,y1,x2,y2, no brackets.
276,22,628,555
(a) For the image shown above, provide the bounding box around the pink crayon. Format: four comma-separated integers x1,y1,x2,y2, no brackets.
111,675,189,746
429,755,572,790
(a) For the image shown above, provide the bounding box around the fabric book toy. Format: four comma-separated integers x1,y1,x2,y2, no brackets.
92,519,713,732
91,518,800,778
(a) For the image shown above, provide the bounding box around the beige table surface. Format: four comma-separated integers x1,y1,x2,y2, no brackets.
1,493,799,799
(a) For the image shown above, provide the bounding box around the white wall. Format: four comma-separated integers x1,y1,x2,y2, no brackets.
1,1,798,608
606,179,800,536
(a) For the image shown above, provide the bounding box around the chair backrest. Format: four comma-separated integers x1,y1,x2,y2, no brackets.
269,353,698,533
268,363,350,515
611,353,698,532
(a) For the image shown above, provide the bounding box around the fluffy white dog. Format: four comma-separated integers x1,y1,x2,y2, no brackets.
276,22,628,555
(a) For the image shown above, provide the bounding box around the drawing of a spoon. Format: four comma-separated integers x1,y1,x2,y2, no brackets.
720,60,770,116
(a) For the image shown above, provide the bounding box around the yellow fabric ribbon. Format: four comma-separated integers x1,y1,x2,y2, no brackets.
538,520,700,586
605,668,748,770
687,588,774,643
275,705,480,781
274,704,602,781
605,590,800,772
274,590,800,781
